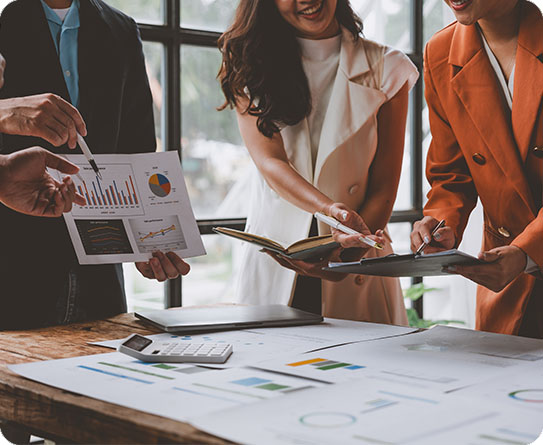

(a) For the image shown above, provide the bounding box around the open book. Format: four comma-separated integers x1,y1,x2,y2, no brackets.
213,227,339,261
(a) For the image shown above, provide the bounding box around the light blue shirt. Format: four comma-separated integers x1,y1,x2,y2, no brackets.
40,0,80,106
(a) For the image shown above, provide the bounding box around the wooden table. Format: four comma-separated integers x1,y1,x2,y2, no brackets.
0,313,229,444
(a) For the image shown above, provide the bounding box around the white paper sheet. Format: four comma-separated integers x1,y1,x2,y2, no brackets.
453,364,543,414
252,326,541,390
51,152,205,264
192,377,542,445
9,353,323,422
89,318,418,368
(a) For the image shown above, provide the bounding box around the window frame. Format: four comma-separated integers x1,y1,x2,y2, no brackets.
136,0,426,315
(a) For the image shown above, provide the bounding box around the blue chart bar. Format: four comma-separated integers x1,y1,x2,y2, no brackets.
78,365,153,384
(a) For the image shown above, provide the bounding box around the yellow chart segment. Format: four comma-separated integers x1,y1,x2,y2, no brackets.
139,224,176,242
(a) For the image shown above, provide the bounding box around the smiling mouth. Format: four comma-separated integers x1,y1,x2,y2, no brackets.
450,0,473,11
298,0,324,17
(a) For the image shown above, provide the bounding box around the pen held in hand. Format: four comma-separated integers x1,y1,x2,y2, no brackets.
314,212,383,250
77,133,102,180
415,219,446,256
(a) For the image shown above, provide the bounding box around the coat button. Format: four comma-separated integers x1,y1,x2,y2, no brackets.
532,147,543,159
348,184,359,195
354,275,364,285
498,227,511,238
472,153,486,165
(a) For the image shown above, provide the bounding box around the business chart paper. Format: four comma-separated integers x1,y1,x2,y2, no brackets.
90,319,418,368
9,353,323,422
51,152,205,264
253,326,541,390
192,377,542,445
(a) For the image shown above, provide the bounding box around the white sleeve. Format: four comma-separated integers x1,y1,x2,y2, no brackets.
381,48,419,101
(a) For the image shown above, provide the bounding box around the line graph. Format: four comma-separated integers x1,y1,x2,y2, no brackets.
129,216,187,253
75,220,133,255
139,224,176,242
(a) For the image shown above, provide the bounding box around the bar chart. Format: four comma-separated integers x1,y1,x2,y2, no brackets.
72,163,144,217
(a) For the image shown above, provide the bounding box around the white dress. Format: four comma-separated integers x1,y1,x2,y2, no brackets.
235,28,419,325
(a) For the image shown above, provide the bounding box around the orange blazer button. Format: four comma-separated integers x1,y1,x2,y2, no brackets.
498,227,511,238
354,275,364,285
532,147,543,159
472,153,486,165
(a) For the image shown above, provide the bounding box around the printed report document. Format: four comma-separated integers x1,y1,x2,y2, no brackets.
50,152,205,264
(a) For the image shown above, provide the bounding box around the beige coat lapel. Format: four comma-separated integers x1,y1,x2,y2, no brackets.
313,28,387,184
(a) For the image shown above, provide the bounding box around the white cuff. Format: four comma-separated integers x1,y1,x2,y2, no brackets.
525,254,540,274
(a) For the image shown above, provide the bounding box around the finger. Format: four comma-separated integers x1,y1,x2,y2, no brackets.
53,95,87,136
51,105,78,149
153,251,179,279
63,176,77,211
135,262,155,279
58,182,73,213
44,121,68,147
410,230,424,253
44,151,79,174
478,250,500,263
166,252,190,275
149,257,167,282
263,250,301,273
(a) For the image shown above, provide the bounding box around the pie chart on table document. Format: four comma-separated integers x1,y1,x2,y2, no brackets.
149,173,171,197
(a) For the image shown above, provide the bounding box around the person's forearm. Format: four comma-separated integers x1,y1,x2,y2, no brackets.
258,157,334,215
358,189,396,234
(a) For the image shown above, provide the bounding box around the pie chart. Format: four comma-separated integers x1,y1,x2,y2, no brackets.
149,173,171,197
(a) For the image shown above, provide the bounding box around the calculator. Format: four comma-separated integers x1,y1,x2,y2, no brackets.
117,334,233,364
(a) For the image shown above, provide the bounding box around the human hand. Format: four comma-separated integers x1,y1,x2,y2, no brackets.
262,247,347,282
0,147,85,217
136,251,191,282
0,93,87,149
443,246,527,292
323,202,385,252
411,216,455,254
0,53,5,89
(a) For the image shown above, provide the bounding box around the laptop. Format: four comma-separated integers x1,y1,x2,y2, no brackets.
134,304,323,333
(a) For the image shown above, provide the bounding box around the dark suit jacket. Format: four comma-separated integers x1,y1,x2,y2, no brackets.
0,0,156,329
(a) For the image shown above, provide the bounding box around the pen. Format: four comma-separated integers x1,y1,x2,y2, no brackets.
314,212,383,250
415,219,445,255
77,133,102,180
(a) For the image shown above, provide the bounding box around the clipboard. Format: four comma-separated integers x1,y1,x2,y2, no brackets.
324,249,483,277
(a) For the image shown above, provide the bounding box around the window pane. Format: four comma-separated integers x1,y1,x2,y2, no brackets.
125,42,165,311
181,0,235,32
105,0,163,25
181,45,251,219
393,96,414,211
182,234,238,306
423,0,455,45
352,0,411,52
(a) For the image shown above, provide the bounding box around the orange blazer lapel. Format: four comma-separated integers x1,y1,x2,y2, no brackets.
449,21,534,214
512,0,543,161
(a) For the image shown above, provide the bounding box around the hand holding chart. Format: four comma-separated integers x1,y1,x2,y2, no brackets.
50,152,205,264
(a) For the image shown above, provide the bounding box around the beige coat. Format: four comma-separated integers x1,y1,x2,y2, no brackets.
235,28,414,325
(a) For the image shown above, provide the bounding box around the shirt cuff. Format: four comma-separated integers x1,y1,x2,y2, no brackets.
525,253,540,274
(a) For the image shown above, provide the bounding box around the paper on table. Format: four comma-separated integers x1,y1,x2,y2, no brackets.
453,364,543,414
191,376,542,445
89,318,418,368
50,152,205,264
9,353,323,422
252,325,541,390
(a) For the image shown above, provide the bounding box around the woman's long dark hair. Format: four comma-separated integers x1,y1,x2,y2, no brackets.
218,0,363,138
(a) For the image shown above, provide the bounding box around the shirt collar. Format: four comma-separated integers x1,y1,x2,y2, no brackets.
40,0,80,29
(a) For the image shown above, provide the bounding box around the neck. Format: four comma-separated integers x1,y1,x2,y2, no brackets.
43,0,72,8
478,1,521,44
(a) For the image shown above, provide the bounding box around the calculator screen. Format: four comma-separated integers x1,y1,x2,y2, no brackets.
123,335,152,351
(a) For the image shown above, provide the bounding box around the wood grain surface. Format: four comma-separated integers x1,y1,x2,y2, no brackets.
0,313,230,444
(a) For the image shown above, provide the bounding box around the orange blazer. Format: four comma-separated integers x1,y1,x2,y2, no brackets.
423,0,543,335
